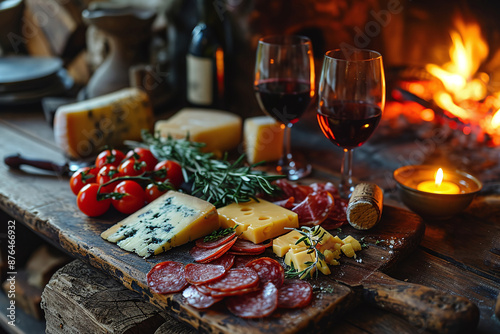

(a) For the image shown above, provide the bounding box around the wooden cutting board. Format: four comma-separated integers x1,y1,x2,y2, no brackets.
57,204,429,333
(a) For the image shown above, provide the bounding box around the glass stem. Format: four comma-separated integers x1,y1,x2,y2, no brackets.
282,124,293,166
339,148,353,199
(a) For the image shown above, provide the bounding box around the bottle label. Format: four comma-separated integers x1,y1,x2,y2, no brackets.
187,54,213,105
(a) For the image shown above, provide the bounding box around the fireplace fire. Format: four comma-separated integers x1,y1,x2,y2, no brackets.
386,12,500,147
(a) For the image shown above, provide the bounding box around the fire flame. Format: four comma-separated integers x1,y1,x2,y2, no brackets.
424,15,500,145
435,168,444,187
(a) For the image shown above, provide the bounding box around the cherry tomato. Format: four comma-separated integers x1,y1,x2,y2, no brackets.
118,158,147,177
95,149,125,169
154,160,183,188
145,183,168,203
96,165,121,193
70,166,98,195
112,180,146,214
77,183,111,217
125,148,157,171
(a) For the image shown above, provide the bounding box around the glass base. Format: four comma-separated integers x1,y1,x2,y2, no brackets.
277,160,312,181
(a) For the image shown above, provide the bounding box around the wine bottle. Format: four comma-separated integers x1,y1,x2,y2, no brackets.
186,0,227,109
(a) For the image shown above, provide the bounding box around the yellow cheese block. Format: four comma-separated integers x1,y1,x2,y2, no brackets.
272,230,304,257
218,199,299,244
154,108,242,154
284,247,331,277
101,191,219,257
244,116,284,164
54,87,154,159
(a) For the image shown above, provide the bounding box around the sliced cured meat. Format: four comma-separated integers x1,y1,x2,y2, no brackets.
275,179,312,202
322,197,348,230
184,263,226,285
207,253,235,270
147,261,188,294
210,286,260,298
194,284,213,296
233,255,261,268
182,285,223,309
310,182,339,197
277,279,313,309
190,237,237,263
292,190,334,226
207,268,259,292
245,257,284,288
228,250,265,256
231,239,267,253
195,231,237,249
273,197,295,209
226,282,278,318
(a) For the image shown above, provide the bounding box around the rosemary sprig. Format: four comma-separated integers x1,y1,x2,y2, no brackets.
203,225,238,242
141,131,284,207
285,226,327,280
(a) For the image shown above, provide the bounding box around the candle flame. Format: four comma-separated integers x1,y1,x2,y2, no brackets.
435,168,444,187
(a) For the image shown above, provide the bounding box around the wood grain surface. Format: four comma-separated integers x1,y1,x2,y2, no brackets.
1,112,500,333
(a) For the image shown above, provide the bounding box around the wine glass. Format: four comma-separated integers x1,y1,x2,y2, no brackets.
254,35,315,180
317,49,385,198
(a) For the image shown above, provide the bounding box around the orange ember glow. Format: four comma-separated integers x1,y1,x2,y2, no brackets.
419,15,500,146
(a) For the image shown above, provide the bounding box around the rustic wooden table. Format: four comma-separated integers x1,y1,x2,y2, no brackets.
0,107,499,333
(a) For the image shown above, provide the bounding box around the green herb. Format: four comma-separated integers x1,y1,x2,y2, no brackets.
285,226,327,280
336,227,342,233
360,237,368,249
375,240,381,245
203,226,237,242
141,131,284,207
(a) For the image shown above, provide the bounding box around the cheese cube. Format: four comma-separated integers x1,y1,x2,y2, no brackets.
101,191,219,257
218,199,299,244
273,230,304,257
244,116,284,164
343,235,362,251
284,248,331,276
154,108,242,154
54,88,154,159
341,243,356,258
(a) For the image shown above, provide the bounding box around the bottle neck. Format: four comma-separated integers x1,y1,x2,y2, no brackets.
197,0,219,25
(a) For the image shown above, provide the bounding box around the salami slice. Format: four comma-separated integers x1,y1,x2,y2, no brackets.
206,253,235,270
184,263,226,285
210,285,260,298
207,268,259,292
195,232,237,249
182,285,223,309
190,237,237,263
228,250,265,256
245,257,284,288
233,255,261,268
226,282,278,318
194,284,213,296
275,179,312,202
273,197,295,209
231,239,267,253
147,261,188,294
277,279,313,309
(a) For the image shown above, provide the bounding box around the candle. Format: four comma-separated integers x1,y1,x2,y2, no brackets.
417,168,461,194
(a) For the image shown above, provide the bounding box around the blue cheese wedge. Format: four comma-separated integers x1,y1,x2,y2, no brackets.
101,191,219,257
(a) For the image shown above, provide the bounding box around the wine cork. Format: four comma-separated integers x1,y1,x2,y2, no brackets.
347,183,384,230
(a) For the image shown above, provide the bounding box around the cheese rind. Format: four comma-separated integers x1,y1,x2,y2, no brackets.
244,116,284,164
218,199,298,244
101,191,219,257
154,108,242,154
54,88,154,159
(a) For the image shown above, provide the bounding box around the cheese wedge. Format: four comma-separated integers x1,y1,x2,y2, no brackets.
154,108,242,154
218,199,298,244
54,87,154,159
244,116,284,164
101,191,219,257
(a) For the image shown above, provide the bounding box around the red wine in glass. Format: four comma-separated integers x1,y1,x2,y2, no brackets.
255,79,312,125
317,101,382,149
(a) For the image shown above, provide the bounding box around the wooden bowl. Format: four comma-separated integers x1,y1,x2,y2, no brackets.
393,165,482,220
